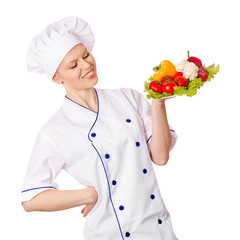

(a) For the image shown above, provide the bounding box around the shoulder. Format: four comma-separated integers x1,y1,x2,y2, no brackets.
37,108,65,139
97,88,149,112
97,87,144,102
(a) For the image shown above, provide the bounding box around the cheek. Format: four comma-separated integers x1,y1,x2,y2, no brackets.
61,70,80,84
69,69,82,79
89,54,96,65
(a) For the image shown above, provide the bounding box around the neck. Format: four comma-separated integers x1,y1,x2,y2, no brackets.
66,87,98,112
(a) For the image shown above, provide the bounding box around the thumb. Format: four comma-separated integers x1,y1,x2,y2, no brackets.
81,207,86,214
81,207,88,217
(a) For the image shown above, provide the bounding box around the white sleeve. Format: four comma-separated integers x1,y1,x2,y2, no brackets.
130,89,178,150
21,132,65,203
169,125,178,151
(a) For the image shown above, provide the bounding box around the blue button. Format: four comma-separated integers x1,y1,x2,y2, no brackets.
150,194,155,199
125,232,130,237
143,169,147,174
119,205,124,211
105,154,110,159
158,219,162,224
126,119,131,123
112,180,117,185
136,142,140,147
91,132,96,137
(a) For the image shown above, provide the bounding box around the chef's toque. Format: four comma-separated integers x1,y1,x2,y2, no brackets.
26,16,95,79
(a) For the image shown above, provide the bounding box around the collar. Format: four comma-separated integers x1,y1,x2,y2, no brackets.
60,88,101,129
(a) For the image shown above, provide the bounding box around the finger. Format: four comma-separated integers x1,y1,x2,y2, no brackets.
81,207,87,215
82,209,86,217
83,209,89,217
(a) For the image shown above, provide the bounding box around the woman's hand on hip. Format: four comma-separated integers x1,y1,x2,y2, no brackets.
81,186,98,217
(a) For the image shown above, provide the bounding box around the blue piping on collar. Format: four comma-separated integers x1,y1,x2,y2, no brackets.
65,88,98,114
88,88,100,142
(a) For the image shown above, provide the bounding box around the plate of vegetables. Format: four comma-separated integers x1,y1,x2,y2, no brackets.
144,51,220,100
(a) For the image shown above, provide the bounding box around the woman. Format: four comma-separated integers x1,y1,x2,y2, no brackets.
21,16,178,240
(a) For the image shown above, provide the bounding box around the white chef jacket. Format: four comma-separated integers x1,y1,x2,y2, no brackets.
21,87,178,240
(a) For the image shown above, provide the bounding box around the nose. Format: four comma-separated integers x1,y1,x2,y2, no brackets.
80,58,91,68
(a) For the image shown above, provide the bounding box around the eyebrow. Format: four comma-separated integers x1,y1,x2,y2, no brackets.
66,48,88,65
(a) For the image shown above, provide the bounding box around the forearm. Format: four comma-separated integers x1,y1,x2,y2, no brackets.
149,99,172,165
22,188,93,212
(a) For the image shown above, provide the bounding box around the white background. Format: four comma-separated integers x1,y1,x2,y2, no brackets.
1,0,239,239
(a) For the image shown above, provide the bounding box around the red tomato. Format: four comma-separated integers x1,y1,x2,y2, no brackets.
162,81,176,93
174,76,188,87
174,72,183,78
160,75,174,84
149,81,162,93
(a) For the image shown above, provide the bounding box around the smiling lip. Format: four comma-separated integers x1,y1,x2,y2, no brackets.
82,69,95,79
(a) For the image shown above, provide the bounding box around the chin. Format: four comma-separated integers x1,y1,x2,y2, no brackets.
92,75,98,85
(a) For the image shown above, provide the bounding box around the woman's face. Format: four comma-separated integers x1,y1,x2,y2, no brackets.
53,43,98,91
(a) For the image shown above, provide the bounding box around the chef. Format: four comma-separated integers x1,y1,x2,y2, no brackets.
21,16,179,240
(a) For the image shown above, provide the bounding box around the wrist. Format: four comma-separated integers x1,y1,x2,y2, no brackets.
86,186,97,204
152,99,166,108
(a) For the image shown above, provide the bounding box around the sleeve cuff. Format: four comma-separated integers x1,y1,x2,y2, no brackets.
146,135,152,144
170,129,178,151
146,129,178,150
21,186,57,203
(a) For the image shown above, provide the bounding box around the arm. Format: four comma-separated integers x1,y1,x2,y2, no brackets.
22,186,98,216
149,99,172,166
124,88,176,165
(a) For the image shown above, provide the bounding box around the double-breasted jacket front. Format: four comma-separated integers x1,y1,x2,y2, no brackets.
22,88,178,240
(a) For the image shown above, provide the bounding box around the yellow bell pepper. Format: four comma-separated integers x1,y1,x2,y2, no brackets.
152,60,177,81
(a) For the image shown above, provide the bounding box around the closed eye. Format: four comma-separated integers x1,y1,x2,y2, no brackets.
70,63,77,69
83,52,89,59
70,52,89,69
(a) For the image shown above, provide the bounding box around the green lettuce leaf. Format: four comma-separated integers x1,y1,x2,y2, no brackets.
187,77,204,89
204,64,220,81
173,86,197,97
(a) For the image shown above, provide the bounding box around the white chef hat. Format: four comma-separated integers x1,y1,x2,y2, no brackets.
26,16,95,79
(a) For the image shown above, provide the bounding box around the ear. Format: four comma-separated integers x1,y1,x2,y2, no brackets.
52,74,63,84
